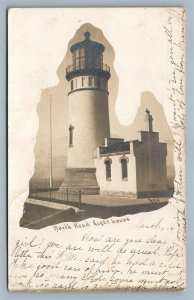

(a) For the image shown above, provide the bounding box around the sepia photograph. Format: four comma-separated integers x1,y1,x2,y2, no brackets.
8,7,186,291
20,26,175,229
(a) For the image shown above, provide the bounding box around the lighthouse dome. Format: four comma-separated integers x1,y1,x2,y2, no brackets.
70,31,105,53
66,31,110,81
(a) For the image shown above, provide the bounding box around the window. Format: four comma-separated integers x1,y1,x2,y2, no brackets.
69,125,74,147
70,80,74,91
96,51,103,69
72,52,76,70
88,76,93,86
82,77,85,87
104,159,112,180
121,158,128,179
80,48,85,69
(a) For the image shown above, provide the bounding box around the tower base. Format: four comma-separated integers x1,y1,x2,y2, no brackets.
59,168,100,195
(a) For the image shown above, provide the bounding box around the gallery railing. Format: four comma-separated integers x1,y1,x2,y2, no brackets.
66,62,110,75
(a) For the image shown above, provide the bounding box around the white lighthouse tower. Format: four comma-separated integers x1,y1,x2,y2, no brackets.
60,31,111,194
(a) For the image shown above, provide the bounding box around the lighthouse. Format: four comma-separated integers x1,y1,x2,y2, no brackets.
60,32,111,194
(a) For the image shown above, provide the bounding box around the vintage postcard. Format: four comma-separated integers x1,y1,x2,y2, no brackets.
8,7,186,291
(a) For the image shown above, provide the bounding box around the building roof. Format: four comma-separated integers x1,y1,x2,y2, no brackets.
101,141,130,154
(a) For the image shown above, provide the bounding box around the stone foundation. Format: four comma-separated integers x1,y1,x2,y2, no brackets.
100,190,137,198
59,168,100,195
137,189,173,198
100,189,172,198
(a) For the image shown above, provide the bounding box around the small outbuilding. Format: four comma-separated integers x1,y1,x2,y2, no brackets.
95,110,168,198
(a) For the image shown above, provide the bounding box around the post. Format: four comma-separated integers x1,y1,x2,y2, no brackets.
145,108,153,132
67,189,69,202
49,188,51,200
49,95,53,188
36,186,37,199
148,114,153,132
79,190,82,210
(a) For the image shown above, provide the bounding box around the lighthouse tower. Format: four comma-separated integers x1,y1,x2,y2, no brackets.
60,32,111,194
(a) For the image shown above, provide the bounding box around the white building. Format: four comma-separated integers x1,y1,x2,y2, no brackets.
95,125,168,198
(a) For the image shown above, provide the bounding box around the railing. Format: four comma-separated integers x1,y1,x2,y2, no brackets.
66,62,110,75
29,188,82,210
